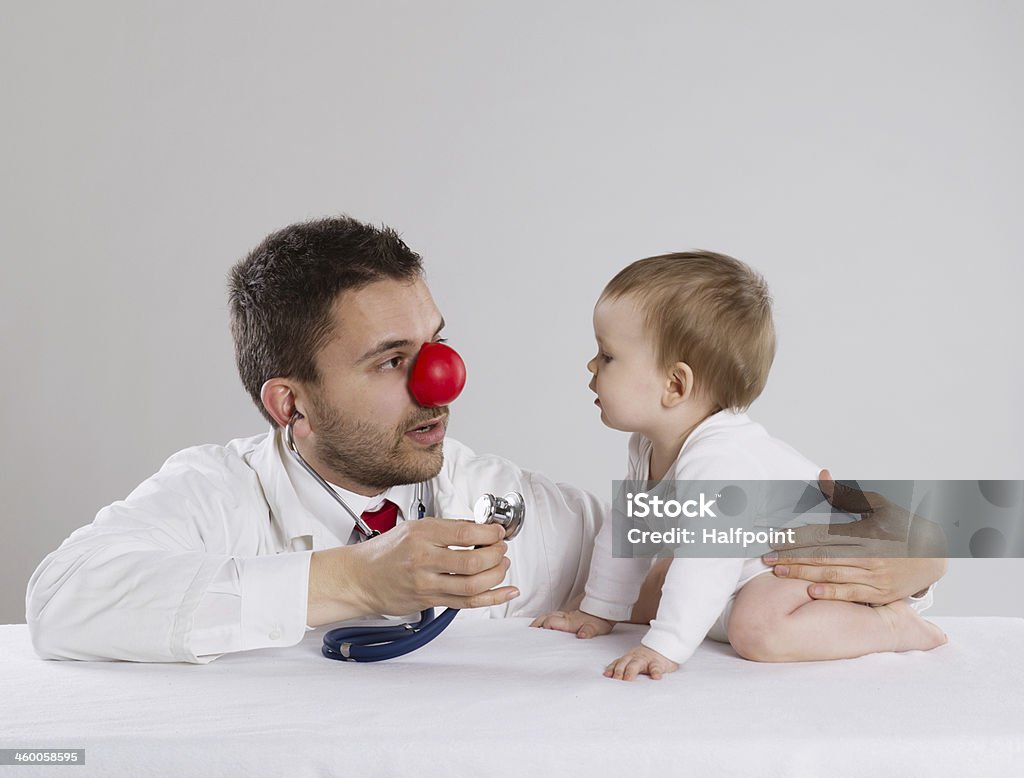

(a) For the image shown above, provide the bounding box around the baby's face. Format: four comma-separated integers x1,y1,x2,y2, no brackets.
587,294,666,434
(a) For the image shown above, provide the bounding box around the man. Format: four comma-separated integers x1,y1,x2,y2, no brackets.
26,216,944,662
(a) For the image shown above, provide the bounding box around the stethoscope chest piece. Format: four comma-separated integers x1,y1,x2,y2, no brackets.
473,492,526,539
320,490,527,663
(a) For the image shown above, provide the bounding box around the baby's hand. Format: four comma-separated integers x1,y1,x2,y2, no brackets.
604,645,679,681
529,609,614,639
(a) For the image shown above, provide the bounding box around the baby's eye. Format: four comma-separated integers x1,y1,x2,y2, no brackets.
601,352,613,363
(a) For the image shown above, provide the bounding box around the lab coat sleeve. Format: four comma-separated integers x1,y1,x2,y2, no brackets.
519,473,607,616
433,439,606,617
187,554,313,660
25,445,311,663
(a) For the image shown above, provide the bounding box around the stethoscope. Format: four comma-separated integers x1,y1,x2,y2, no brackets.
282,341,526,662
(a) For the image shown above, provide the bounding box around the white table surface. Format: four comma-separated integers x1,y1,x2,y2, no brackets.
2,617,1023,777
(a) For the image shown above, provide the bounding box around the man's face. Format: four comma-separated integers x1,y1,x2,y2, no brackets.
301,276,450,494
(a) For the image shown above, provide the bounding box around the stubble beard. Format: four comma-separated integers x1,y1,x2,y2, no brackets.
310,393,447,491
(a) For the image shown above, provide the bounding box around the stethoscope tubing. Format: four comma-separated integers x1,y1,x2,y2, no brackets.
321,607,459,662
284,412,380,537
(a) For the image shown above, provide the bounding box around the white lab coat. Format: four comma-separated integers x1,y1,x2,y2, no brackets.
25,431,603,663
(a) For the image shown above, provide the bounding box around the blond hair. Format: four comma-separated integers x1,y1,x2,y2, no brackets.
601,251,775,411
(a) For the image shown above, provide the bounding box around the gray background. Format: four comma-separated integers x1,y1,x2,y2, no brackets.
2,1,1022,625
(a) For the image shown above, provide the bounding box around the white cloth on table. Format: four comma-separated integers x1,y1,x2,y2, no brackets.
1,618,1018,777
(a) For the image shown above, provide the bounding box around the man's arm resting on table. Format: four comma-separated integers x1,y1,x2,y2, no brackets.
28,519,515,662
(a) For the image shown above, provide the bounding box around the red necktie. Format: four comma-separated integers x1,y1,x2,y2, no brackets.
360,499,399,535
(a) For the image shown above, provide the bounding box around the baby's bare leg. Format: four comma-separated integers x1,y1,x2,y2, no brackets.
727,573,947,662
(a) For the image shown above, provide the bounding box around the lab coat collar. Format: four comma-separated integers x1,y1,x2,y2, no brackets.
323,479,421,532
244,429,328,547
246,428,421,548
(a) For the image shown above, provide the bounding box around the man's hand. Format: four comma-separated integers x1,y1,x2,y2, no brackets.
307,518,517,626
762,470,947,605
529,608,614,639
604,644,679,681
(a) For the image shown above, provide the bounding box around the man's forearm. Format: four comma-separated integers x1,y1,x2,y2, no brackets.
306,545,372,627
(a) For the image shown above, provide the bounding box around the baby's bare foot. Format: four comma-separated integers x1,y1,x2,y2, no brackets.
876,600,948,652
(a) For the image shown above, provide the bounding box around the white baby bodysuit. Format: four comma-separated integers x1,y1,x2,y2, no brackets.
580,409,820,664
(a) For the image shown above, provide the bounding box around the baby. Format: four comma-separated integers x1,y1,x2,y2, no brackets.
533,251,947,680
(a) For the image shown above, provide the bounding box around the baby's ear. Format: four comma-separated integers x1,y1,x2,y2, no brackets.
662,362,695,407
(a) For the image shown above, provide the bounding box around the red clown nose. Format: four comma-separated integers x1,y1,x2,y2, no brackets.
408,342,467,407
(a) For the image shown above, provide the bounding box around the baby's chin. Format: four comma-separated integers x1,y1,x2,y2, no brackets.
598,409,636,434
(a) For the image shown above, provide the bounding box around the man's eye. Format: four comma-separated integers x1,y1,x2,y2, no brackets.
380,356,404,370
435,337,448,344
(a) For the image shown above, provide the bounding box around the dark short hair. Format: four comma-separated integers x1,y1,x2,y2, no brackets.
228,215,424,426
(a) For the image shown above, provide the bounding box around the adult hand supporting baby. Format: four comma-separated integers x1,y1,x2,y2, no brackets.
761,470,947,605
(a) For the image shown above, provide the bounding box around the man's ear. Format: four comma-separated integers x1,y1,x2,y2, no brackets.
260,378,307,430
662,362,695,408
